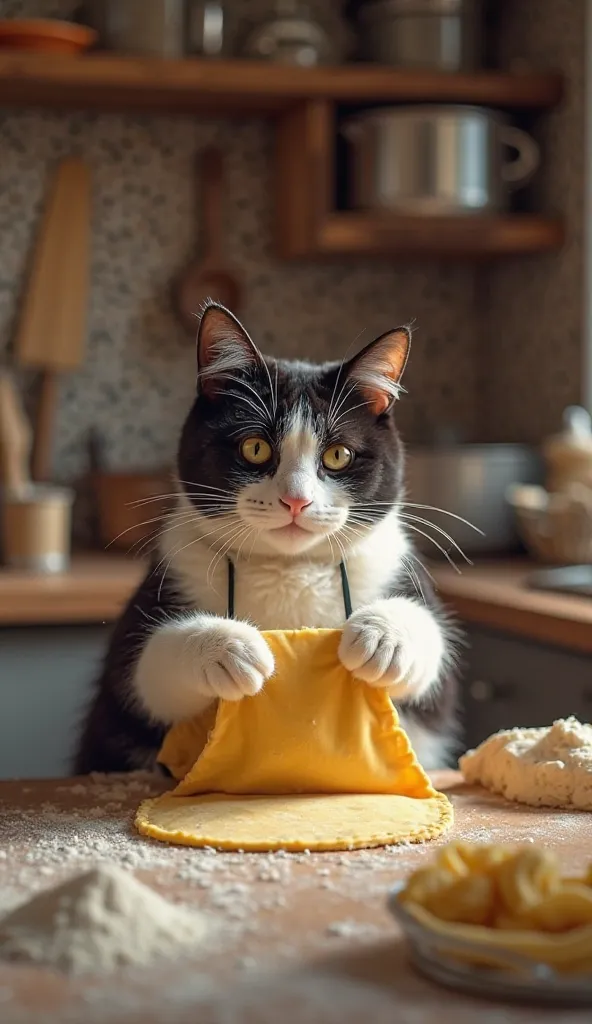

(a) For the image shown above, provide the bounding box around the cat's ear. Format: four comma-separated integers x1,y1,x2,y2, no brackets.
197,302,259,397
345,327,411,415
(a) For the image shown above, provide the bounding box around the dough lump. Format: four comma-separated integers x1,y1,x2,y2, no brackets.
459,716,592,810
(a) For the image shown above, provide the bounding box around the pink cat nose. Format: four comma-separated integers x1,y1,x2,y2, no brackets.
279,495,312,517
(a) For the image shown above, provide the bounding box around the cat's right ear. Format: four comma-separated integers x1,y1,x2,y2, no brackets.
197,301,259,397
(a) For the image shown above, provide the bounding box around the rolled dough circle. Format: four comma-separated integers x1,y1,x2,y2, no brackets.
136,791,453,852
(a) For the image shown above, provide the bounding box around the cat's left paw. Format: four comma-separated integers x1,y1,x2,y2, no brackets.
338,598,444,702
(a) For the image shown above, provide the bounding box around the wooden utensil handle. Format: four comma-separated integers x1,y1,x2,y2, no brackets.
200,146,224,260
0,370,31,495
32,372,59,482
0,431,28,494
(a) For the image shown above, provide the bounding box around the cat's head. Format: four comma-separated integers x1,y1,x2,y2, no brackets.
177,302,410,559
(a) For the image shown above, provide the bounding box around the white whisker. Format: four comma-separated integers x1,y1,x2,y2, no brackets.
212,388,266,421
339,523,367,544
247,528,261,560
328,381,358,428
349,500,483,536
259,356,277,420
397,512,471,563
409,551,438,588
207,524,250,587
158,516,244,600
326,329,366,426
329,397,374,431
331,529,348,566
177,481,238,495
403,522,463,573
216,372,273,424
127,511,204,558
104,508,200,549
229,423,268,439
401,554,426,604
155,514,240,574
234,525,257,564
399,502,484,534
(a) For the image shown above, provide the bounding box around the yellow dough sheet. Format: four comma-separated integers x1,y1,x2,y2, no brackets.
136,628,453,852
137,791,452,853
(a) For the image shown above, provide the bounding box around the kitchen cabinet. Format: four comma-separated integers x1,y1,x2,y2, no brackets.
0,626,109,779
461,625,592,749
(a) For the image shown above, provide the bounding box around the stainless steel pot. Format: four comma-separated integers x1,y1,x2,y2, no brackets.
404,444,543,556
343,106,540,215
359,0,482,71
82,1,186,57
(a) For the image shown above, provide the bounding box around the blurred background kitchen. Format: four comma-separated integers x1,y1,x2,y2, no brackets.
0,0,590,777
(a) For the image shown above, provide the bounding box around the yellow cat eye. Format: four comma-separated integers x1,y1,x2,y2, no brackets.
240,437,273,465
322,445,354,472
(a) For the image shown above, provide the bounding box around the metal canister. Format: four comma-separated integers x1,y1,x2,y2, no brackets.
82,1,186,57
358,0,483,72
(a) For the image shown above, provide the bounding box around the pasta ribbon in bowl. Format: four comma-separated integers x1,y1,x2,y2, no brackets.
389,842,592,1003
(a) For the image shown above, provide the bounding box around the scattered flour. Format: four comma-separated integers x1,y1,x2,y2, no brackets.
0,865,208,975
460,716,592,809
1,770,578,1022
326,919,381,939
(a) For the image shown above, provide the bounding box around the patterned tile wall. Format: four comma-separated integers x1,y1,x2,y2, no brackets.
482,0,586,442
0,0,586,508
0,0,480,499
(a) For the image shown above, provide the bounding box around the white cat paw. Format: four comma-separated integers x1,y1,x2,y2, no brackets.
189,618,275,701
338,598,444,702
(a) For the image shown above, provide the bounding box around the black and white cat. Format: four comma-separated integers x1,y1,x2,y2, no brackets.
75,302,458,774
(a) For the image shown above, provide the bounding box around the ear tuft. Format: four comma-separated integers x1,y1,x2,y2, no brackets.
347,327,411,415
197,301,259,396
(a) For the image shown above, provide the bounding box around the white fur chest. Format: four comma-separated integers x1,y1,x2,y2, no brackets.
162,512,408,629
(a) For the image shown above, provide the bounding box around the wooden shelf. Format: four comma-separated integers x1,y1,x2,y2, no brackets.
274,101,565,259
311,212,565,259
0,53,564,116
0,53,564,261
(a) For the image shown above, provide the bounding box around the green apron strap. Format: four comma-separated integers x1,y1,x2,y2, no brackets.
227,558,235,619
339,561,353,619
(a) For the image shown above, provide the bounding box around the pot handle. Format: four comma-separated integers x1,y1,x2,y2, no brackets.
340,118,365,144
500,126,540,189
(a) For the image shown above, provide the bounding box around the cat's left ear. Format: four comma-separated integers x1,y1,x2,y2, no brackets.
345,327,411,415
197,301,260,397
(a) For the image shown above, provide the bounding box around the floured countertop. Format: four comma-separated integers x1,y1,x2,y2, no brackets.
0,770,590,1024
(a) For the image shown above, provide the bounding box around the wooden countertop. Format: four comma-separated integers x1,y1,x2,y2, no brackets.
434,560,592,654
0,554,144,627
1,770,590,1022
2,555,592,654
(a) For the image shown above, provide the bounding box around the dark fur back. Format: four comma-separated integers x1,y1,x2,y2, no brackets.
74,567,180,773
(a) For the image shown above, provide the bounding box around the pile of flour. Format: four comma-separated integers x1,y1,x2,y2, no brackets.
460,716,592,809
0,865,208,974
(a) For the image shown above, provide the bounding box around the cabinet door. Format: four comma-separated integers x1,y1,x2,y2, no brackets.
461,627,592,750
0,626,109,779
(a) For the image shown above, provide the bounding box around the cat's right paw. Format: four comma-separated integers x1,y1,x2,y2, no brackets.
189,618,275,701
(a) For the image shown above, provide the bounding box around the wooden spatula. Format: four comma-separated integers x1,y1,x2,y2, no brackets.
15,157,92,481
0,369,32,498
